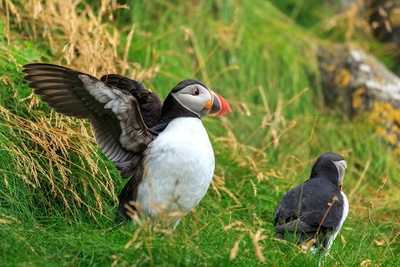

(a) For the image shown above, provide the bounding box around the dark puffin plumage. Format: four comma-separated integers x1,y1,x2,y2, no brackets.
273,152,348,253
100,74,162,128
23,63,232,227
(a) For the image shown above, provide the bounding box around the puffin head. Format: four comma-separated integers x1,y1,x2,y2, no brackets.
311,152,347,190
170,79,231,118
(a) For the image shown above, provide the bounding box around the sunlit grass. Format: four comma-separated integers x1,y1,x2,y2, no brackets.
1,0,399,266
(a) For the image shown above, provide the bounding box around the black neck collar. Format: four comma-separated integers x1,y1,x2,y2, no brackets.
149,94,199,134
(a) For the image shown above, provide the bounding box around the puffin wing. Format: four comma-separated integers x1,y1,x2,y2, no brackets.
23,63,156,178
299,179,345,230
100,74,162,128
273,184,318,234
274,180,344,235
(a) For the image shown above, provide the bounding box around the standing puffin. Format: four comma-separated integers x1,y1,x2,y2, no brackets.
23,63,231,229
273,152,349,253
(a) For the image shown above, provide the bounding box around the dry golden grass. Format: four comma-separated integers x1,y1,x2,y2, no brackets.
1,0,149,219
0,103,118,217
3,0,160,78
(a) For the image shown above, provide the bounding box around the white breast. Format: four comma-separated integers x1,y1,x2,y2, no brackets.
325,191,349,252
136,117,215,225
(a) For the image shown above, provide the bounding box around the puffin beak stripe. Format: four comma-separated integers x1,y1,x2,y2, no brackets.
205,100,213,109
205,90,215,109
208,91,232,116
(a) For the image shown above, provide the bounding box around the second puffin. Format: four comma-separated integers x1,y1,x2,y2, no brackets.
23,63,232,229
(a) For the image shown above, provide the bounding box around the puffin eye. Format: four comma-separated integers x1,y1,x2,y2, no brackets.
192,88,200,96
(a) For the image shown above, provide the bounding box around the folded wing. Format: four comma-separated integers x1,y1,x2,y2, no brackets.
273,181,344,239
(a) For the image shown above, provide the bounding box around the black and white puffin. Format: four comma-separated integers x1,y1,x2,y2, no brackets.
273,152,349,253
23,63,232,229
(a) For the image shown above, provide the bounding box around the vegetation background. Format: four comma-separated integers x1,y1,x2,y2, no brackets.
0,0,399,266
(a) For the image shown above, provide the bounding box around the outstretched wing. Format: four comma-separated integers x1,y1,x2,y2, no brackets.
23,63,156,178
100,74,162,128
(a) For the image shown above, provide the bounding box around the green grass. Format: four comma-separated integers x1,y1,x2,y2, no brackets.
1,0,400,266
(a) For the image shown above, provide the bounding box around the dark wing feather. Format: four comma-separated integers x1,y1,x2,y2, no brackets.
273,179,344,240
23,63,156,178
298,179,344,229
100,74,162,128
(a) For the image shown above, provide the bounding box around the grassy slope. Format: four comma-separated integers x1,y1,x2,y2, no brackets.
1,0,399,266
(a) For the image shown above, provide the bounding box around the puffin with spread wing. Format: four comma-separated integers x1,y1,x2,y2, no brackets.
23,63,231,229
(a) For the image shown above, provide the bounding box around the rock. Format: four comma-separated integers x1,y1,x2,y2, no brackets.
319,45,400,153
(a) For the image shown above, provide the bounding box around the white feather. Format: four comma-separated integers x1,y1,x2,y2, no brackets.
136,117,215,227
325,191,349,252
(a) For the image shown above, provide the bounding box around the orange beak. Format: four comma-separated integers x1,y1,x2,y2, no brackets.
207,91,232,116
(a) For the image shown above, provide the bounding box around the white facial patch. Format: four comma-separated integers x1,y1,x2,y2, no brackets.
333,159,347,184
171,84,212,116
